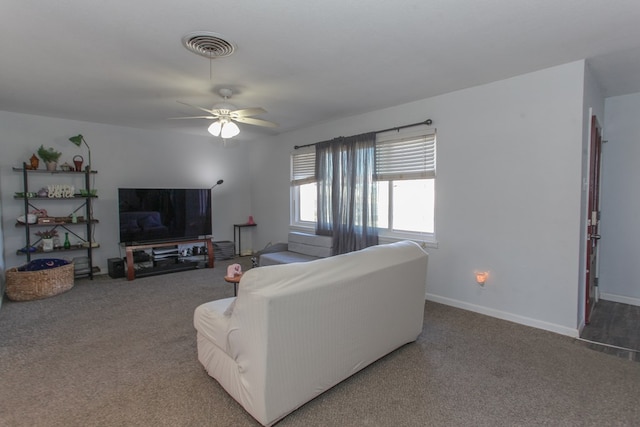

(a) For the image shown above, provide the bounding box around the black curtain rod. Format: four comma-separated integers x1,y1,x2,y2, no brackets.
294,118,433,150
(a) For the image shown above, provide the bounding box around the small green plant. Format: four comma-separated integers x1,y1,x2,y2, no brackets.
35,229,58,239
37,145,62,163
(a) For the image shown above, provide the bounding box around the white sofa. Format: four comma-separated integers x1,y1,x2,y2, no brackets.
194,240,428,426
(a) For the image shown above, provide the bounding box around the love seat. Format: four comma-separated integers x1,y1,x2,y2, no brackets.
193,240,428,426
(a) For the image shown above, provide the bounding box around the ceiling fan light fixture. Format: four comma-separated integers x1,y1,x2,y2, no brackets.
208,119,240,138
174,87,276,137
208,121,222,136
221,121,240,138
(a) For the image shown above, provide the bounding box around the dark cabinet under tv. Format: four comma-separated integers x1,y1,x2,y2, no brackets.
124,238,214,280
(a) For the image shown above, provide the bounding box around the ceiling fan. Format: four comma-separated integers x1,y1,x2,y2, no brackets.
171,88,278,138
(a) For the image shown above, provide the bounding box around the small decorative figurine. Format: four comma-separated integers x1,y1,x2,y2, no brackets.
29,154,39,170
226,263,243,277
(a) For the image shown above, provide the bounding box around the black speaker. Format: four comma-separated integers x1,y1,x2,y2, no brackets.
108,258,125,278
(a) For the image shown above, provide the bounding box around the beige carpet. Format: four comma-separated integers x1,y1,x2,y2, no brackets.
1,257,639,426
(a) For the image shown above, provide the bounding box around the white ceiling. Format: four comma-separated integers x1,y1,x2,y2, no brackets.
2,0,640,142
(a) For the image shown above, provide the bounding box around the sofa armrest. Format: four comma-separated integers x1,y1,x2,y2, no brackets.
193,298,236,352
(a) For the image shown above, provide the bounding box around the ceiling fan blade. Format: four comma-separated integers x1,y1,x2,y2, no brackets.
168,115,216,120
235,116,279,128
177,101,215,115
231,107,267,117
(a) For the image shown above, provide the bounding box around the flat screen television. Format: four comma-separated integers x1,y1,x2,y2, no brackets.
118,188,212,245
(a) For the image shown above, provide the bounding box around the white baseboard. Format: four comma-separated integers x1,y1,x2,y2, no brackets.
600,292,640,307
425,294,580,338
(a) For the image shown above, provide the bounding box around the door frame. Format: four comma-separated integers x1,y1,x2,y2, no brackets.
585,114,603,324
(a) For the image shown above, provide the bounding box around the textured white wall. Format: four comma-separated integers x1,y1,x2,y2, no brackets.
250,61,587,335
0,112,253,274
599,93,640,306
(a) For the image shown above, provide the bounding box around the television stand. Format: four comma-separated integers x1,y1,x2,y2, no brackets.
134,260,200,278
125,238,214,281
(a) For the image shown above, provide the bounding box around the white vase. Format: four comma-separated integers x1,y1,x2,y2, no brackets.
45,161,57,171
42,238,54,252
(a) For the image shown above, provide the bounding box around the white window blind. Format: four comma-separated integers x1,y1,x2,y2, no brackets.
292,130,436,184
291,148,316,185
375,132,436,180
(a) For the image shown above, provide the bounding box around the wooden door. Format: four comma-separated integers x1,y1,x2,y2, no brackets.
585,115,603,324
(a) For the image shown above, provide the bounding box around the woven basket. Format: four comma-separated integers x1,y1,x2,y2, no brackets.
6,261,74,301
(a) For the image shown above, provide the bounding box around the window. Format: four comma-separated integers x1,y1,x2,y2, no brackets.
375,179,435,233
291,128,436,242
291,147,317,224
298,182,317,222
374,129,436,236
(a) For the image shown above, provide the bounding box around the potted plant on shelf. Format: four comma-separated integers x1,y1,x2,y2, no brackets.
37,145,62,171
35,229,58,252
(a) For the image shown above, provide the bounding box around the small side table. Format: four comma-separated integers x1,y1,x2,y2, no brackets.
224,273,243,296
233,223,257,256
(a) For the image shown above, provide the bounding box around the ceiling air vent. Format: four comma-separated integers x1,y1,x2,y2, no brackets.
182,31,236,59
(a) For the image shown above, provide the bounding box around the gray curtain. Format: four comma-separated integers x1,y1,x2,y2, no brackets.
315,132,378,255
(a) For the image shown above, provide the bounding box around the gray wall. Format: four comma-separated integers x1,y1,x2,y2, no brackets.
0,112,254,275
599,92,640,306
2,59,622,335
249,60,594,336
